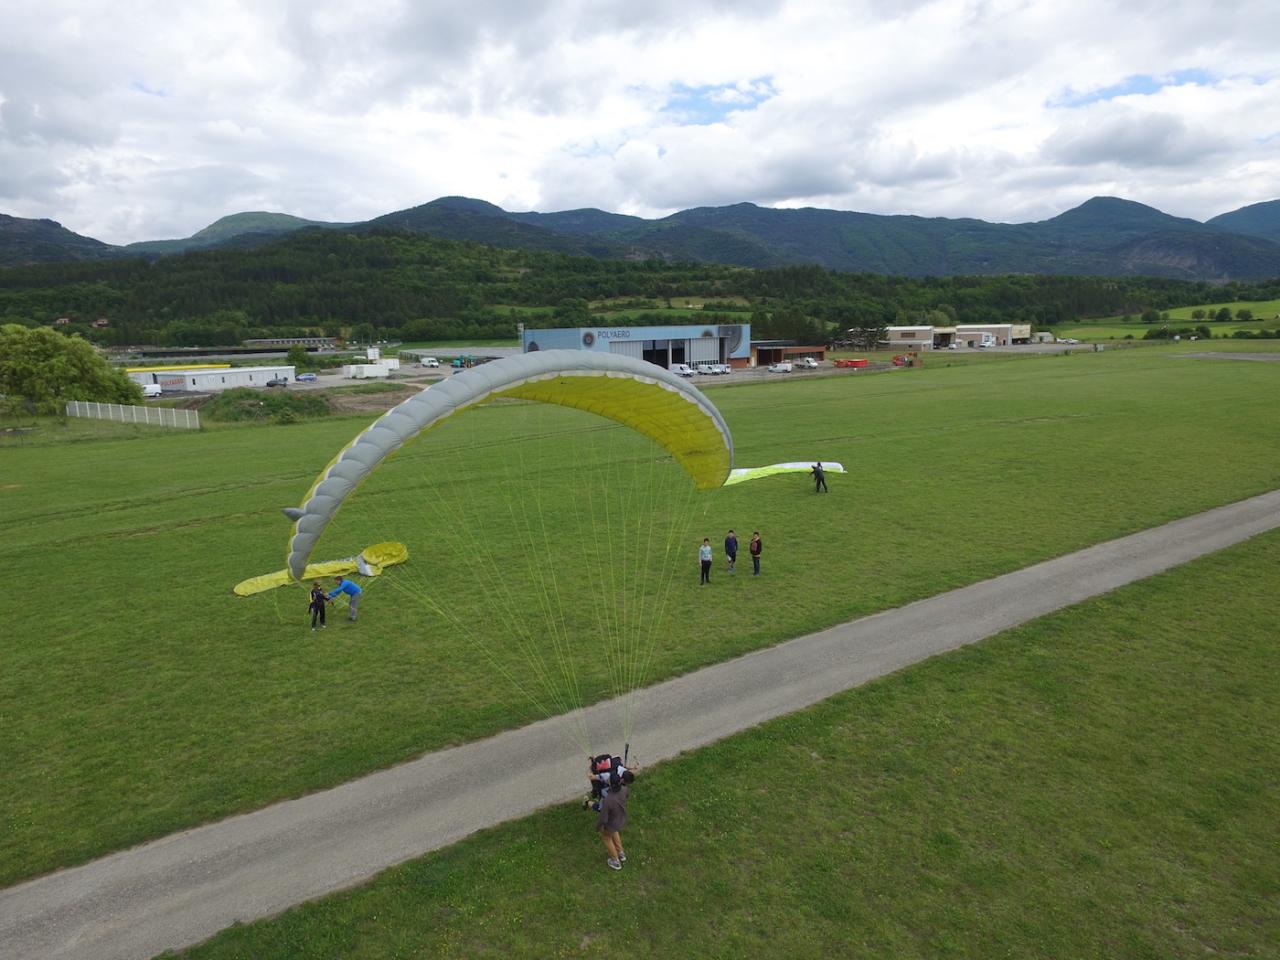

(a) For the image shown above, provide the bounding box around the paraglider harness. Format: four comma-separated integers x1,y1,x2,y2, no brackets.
583,746,629,811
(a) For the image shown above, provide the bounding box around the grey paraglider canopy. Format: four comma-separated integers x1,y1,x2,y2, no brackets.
283,350,734,581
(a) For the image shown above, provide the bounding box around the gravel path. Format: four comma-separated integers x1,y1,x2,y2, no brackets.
3,489,1278,960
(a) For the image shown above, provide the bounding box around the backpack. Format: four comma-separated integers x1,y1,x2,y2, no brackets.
591,754,622,777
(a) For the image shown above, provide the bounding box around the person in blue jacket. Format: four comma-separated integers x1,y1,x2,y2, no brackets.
329,576,363,622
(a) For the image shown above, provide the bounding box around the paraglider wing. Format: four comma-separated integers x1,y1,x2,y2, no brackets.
284,350,734,581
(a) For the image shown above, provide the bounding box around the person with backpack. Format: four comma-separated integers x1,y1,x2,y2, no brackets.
597,769,634,870
749,531,762,575
724,530,738,573
583,753,630,810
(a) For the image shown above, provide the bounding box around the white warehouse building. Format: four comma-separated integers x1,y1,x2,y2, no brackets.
127,365,294,392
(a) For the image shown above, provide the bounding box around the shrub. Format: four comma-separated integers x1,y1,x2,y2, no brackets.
202,388,330,423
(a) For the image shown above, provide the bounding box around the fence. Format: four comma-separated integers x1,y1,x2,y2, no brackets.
65,400,200,430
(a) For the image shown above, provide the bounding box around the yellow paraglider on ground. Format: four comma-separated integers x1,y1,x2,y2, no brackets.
233,541,408,596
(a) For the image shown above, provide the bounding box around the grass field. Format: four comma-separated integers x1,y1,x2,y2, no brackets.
1060,298,1280,340
168,528,1280,959
3,347,1279,887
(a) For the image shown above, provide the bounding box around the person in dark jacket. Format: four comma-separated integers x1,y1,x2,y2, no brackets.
724,530,738,573
811,462,828,493
597,770,634,870
308,581,330,630
749,531,762,575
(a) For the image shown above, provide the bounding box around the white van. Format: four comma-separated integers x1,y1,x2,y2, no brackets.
670,363,695,377
142,384,163,398
419,357,440,368
768,361,792,373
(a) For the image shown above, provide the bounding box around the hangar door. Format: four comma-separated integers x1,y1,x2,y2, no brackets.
688,337,719,363
608,340,645,359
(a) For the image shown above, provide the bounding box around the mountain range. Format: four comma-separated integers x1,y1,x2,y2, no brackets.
4,194,1280,281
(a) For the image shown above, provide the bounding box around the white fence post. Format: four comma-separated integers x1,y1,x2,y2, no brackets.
63,399,199,430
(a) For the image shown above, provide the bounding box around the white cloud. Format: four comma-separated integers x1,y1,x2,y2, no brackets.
0,0,1277,244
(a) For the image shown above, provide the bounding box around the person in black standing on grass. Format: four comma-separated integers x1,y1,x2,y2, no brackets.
749,531,762,575
308,581,330,631
812,462,828,493
724,529,738,573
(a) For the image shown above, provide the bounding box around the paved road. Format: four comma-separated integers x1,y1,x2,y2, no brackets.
3,490,1279,960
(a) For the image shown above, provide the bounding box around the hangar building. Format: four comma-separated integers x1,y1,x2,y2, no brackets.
522,323,751,369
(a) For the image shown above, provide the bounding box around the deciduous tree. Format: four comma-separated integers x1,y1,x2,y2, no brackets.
0,324,141,415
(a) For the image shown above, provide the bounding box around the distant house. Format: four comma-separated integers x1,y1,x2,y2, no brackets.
92,318,110,328
54,317,72,326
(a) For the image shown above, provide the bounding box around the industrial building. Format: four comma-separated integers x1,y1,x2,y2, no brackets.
883,324,1032,349
127,365,294,392
749,340,828,365
522,323,751,368
242,337,339,349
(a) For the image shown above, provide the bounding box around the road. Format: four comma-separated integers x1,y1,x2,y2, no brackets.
2,490,1278,960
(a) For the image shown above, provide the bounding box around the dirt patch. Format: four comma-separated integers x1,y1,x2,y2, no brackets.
325,385,419,415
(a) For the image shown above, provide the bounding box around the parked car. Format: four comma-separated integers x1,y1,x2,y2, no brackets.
295,372,318,382
767,361,792,373
419,357,440,368
694,362,717,375
142,383,163,398
795,357,819,369
266,378,289,388
712,362,732,374
669,363,695,377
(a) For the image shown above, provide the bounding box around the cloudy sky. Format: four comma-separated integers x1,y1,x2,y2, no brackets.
1,0,1277,244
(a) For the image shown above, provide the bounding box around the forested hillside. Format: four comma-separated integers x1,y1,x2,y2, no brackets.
6,194,1280,280
2,229,1278,347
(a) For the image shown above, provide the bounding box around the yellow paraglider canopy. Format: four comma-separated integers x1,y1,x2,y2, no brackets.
282,350,733,582
234,541,408,596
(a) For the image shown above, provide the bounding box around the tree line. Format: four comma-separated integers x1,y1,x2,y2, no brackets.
2,229,1278,347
